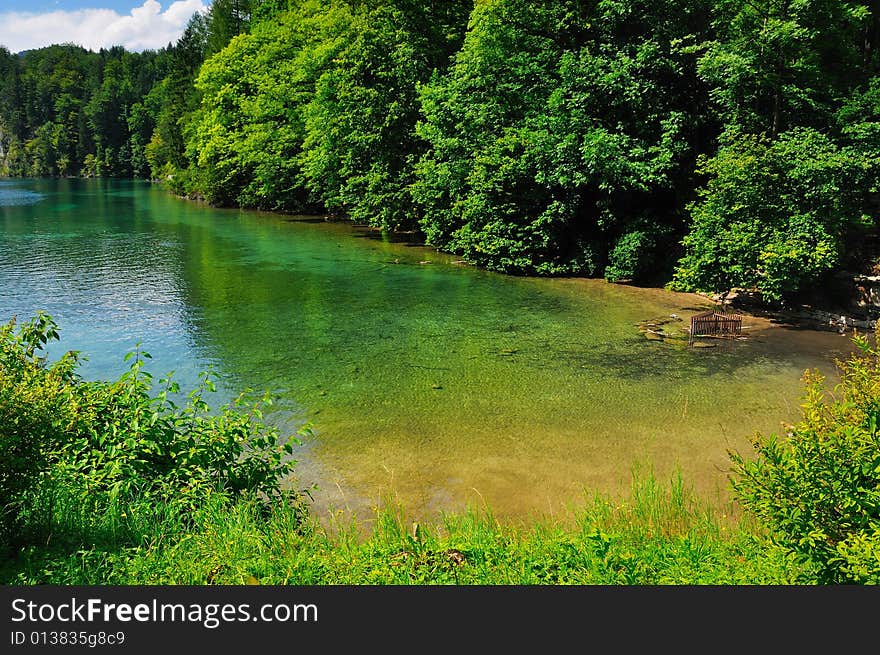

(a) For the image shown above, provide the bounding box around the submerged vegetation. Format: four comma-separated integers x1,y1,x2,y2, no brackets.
1,313,878,584
1,1,878,299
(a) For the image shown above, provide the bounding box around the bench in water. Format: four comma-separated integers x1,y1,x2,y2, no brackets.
689,309,742,342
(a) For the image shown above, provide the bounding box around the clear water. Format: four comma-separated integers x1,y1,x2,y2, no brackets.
0,178,854,521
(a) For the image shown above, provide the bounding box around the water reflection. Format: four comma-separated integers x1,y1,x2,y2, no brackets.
0,180,45,206
0,178,211,389
0,178,854,521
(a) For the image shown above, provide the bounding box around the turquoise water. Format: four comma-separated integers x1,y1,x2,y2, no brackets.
0,178,853,520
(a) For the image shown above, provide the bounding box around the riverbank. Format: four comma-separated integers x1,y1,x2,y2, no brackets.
695,279,880,335
166,179,880,338
208,187,877,339
1,474,799,585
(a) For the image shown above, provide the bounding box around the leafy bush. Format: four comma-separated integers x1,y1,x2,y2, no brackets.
413,0,711,276
672,128,871,301
0,314,306,549
730,327,880,583
605,229,667,283
0,314,77,542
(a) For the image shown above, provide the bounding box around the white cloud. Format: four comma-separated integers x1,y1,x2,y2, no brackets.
0,0,207,53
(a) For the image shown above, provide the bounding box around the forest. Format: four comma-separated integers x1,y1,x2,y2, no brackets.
1,0,879,300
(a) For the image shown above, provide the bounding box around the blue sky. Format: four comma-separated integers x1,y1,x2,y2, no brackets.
0,1,209,52
4,1,154,11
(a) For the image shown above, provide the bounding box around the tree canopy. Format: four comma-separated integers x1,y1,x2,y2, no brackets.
1,0,878,300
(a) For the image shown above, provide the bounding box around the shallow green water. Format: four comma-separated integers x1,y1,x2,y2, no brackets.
0,179,854,520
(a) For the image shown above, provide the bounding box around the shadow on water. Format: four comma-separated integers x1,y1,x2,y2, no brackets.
280,216,336,224
350,228,427,246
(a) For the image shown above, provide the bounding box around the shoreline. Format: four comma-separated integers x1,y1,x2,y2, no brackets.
698,290,877,336
7,175,872,338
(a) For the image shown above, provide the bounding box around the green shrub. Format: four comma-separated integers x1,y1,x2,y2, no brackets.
730,327,880,583
672,128,872,301
0,313,77,543
0,313,307,550
605,229,662,283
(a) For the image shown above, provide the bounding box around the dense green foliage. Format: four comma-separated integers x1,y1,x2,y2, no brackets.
0,1,254,181
672,128,876,300
1,0,879,296
2,476,800,585
413,0,714,276
0,314,305,552
0,44,167,178
671,0,880,299
186,7,318,209
731,326,880,583
299,2,470,229
187,0,469,221
0,314,68,539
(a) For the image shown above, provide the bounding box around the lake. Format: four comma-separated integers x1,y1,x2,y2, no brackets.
0,178,854,522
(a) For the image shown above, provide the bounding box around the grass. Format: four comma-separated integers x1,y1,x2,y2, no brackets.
1,474,804,585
